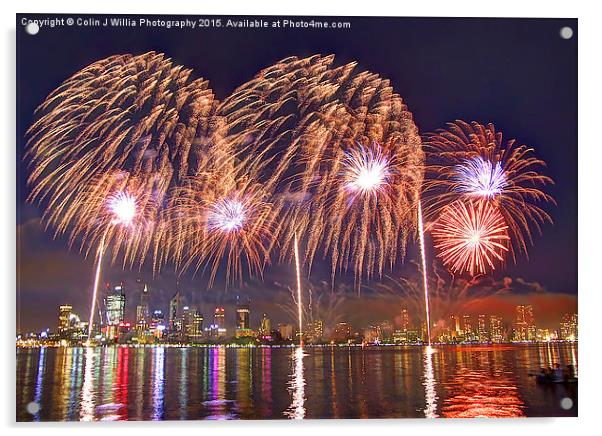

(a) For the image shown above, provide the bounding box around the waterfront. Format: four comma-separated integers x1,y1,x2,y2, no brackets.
16,343,578,421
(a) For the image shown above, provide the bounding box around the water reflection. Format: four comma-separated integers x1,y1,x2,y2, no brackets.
152,347,165,420
32,347,46,421
422,346,438,418
440,346,525,418
285,347,306,419
16,344,578,421
80,347,95,421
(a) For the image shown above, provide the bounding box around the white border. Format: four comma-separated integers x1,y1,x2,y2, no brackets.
2,1,599,435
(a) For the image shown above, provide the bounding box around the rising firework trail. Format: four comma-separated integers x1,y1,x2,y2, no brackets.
294,233,304,347
86,235,105,345
418,201,432,346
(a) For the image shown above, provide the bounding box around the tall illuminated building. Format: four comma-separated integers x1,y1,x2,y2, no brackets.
259,313,271,337
462,314,472,339
450,314,461,338
313,319,324,341
189,310,204,342
105,284,126,339
236,296,250,330
58,304,73,335
169,290,181,335
135,284,150,330
333,322,352,342
516,305,536,341
214,306,226,338
150,309,165,339
489,315,503,343
477,314,487,342
560,313,578,341
105,284,126,325
400,308,410,331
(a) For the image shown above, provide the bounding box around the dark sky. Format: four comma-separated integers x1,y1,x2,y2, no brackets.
16,14,577,333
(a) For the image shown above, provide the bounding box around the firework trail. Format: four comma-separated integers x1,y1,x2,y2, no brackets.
423,120,554,266
418,201,432,346
86,236,105,344
217,55,424,289
430,199,510,276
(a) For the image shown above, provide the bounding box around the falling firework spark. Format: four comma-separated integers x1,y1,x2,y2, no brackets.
430,200,510,276
424,120,554,260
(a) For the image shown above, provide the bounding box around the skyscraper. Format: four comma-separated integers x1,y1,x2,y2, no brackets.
214,306,226,338
400,308,410,331
106,285,126,325
462,314,473,339
236,296,250,330
477,314,487,342
150,309,165,339
560,313,578,341
259,313,271,337
105,284,126,339
190,310,204,342
489,315,503,343
516,305,536,341
169,291,181,334
58,304,73,335
136,284,150,330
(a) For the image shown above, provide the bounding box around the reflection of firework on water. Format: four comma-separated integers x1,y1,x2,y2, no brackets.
218,55,424,288
424,120,554,260
430,200,510,275
26,52,221,268
441,364,525,418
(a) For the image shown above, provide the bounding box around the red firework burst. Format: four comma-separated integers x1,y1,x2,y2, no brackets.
431,200,510,275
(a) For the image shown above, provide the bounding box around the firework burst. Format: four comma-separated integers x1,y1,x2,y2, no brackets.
217,55,424,287
343,144,391,199
26,52,221,269
165,173,277,287
423,120,554,260
430,199,510,276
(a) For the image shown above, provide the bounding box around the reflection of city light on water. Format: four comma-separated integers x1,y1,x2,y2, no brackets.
285,347,306,419
423,346,438,418
152,347,166,420
80,347,96,421
32,347,46,421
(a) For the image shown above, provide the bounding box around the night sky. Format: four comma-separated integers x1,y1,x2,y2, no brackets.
16,14,577,333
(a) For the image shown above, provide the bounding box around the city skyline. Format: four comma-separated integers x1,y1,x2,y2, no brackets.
17,275,578,346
